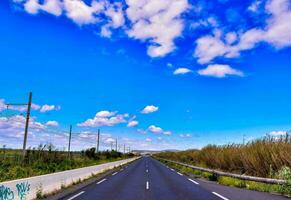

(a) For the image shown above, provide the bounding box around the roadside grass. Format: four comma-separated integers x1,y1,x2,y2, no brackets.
0,143,134,182
158,159,291,197
156,135,291,178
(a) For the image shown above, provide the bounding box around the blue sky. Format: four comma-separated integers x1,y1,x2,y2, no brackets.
0,0,291,151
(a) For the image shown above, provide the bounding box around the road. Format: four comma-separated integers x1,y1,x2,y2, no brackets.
64,156,289,200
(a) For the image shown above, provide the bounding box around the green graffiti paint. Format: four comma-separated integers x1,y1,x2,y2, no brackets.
16,182,30,200
0,185,14,200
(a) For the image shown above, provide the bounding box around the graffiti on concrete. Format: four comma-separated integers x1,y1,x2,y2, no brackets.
16,182,30,200
0,182,30,200
0,185,14,200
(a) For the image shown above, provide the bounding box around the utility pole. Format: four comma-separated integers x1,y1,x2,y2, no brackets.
68,125,72,159
6,92,32,158
115,138,117,152
96,129,100,153
110,142,113,151
123,144,125,154
23,92,32,158
243,134,246,145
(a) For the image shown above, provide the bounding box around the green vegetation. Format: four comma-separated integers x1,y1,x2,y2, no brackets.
0,143,134,182
157,135,291,196
159,159,291,196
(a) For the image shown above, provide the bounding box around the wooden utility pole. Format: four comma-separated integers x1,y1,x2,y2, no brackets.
110,142,113,151
123,144,125,154
6,92,33,158
23,92,32,158
68,125,72,159
96,129,100,153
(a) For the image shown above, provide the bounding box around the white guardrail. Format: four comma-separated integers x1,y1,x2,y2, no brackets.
0,157,139,200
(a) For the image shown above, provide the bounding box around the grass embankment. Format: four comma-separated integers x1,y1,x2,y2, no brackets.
0,144,134,182
156,135,291,196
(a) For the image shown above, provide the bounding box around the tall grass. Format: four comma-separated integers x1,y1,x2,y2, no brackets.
0,143,134,182
157,135,291,178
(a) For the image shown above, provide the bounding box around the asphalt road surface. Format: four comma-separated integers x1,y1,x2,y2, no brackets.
65,156,289,200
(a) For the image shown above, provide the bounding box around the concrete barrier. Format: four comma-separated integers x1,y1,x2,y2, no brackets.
0,157,139,200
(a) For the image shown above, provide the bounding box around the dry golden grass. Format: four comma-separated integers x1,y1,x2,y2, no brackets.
158,135,291,178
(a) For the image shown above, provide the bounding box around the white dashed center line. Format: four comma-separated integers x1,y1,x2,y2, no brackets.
212,192,229,200
96,179,107,184
112,172,118,176
188,178,199,185
67,191,85,200
146,169,149,173
146,181,149,190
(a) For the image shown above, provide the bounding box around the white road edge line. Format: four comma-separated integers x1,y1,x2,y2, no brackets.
120,169,124,171
96,179,107,184
170,168,175,171
188,178,199,185
67,191,85,200
112,172,118,176
212,192,229,200
146,181,149,190
177,172,183,176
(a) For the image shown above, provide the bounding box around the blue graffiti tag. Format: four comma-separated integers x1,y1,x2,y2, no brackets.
0,185,14,200
16,182,30,200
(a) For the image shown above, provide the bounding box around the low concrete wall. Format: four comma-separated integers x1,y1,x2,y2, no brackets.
0,157,138,200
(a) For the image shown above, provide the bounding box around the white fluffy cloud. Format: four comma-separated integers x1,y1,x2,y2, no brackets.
12,0,291,62
78,110,128,127
173,68,192,75
148,125,172,135
127,120,138,127
0,115,46,130
95,110,115,118
197,64,244,78
194,0,291,64
269,131,288,136
23,0,63,16
126,0,189,57
0,99,6,111
145,138,152,142
0,98,52,112
148,125,163,134
141,105,159,114
100,2,125,37
40,104,61,113
163,131,172,136
63,0,103,25
45,120,59,126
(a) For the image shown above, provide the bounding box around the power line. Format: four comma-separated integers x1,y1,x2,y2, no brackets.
5,92,32,158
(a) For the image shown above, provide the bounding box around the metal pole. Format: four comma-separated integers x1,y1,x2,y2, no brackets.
96,129,100,153
110,142,113,151
23,92,32,158
123,144,125,154
115,138,117,152
68,125,72,159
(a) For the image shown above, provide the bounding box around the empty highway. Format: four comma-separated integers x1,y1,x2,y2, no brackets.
64,157,289,200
